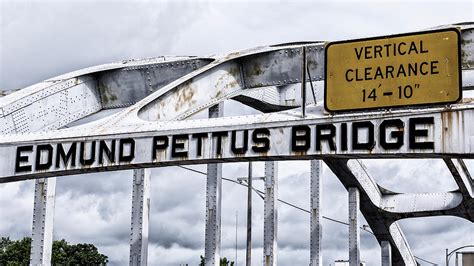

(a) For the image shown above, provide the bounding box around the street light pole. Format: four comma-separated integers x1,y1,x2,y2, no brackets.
246,162,253,266
446,245,474,266
446,249,449,266
236,211,238,266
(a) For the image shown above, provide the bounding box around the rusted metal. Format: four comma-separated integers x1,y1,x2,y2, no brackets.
0,23,473,266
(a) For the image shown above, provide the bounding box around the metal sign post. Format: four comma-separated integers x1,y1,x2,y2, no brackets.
301,46,307,118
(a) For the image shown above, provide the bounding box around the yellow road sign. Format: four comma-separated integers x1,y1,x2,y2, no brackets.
324,28,461,112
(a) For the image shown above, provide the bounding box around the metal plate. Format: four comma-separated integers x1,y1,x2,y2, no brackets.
97,59,212,109
241,45,325,89
2,107,474,182
325,28,462,112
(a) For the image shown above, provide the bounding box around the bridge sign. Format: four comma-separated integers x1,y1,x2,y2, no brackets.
324,28,462,112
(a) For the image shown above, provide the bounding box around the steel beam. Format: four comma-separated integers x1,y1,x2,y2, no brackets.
204,104,223,265
30,177,56,266
388,222,417,266
444,158,474,198
310,160,322,266
263,161,278,266
323,158,469,217
381,241,392,266
129,168,151,266
379,191,463,215
324,159,418,266
4,106,474,184
348,187,360,266
444,158,474,220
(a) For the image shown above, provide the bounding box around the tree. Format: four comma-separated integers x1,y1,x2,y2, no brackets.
0,237,108,265
200,255,235,266
51,239,108,265
0,237,31,265
220,257,235,266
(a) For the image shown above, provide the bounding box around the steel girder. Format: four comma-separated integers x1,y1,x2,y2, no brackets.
204,104,224,265
324,159,418,265
130,168,151,266
310,160,323,266
324,158,473,265
1,23,473,265
30,177,56,265
0,55,216,265
263,161,278,266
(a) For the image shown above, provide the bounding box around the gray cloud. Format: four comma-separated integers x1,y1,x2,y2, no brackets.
1,1,473,265
0,1,209,90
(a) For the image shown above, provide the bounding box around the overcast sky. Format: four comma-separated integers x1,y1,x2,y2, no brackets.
0,0,473,265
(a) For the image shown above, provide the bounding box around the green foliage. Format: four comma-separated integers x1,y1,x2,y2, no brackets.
219,257,234,266
51,239,108,265
200,255,235,266
0,237,31,266
0,236,108,266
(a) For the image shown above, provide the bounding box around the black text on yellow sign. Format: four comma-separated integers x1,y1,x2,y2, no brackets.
324,28,462,112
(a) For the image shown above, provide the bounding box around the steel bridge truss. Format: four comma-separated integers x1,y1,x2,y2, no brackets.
0,23,473,265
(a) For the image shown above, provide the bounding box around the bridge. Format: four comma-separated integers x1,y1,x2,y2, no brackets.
0,22,473,265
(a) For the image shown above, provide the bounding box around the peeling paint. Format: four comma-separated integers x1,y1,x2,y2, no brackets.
174,80,196,112
251,62,264,76
98,81,118,105
461,29,474,69
214,71,239,92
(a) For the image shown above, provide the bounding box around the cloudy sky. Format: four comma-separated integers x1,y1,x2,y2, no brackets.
0,0,473,265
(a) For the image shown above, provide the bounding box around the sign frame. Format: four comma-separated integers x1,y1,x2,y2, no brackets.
324,28,462,113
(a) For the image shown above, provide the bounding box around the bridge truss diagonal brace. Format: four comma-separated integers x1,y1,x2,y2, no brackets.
444,158,474,199
388,222,417,266
129,168,151,266
263,161,278,266
323,159,417,266
381,240,392,266
30,177,56,266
